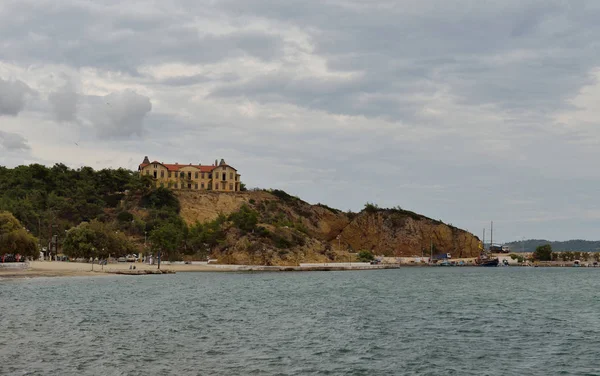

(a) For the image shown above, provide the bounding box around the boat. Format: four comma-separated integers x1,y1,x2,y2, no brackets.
476,221,499,267
476,254,499,267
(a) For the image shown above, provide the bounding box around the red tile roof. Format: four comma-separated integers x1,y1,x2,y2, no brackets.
139,162,238,172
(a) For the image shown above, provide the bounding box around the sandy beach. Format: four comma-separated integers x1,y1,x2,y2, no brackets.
0,260,404,278
0,260,239,278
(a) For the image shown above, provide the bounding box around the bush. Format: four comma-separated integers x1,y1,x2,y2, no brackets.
357,250,375,262
316,203,340,214
140,188,180,213
364,203,379,214
117,211,134,223
255,226,271,238
533,244,553,261
228,204,259,234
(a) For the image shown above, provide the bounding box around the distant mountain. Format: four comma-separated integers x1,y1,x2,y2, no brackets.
505,239,600,253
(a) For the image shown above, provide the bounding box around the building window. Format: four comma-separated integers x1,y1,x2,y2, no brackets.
195,183,198,189
201,183,205,189
153,171,157,179
208,173,212,179
168,171,171,178
180,172,184,178
222,173,226,181
174,183,178,189
188,172,192,180
195,172,198,179
153,164,157,168
229,183,233,190
201,172,205,179
230,173,233,179
168,182,172,188
161,171,164,178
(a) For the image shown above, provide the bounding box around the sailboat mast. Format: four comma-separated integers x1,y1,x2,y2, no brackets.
430,240,433,264
490,221,493,250
483,228,486,251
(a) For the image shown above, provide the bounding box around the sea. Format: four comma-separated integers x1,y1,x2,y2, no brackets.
1,268,599,376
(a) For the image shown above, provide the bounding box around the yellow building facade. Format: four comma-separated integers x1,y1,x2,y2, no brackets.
138,157,241,192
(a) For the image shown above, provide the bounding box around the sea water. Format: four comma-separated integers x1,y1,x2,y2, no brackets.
1,268,599,375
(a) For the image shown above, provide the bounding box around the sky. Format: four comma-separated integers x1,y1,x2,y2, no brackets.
1,0,600,242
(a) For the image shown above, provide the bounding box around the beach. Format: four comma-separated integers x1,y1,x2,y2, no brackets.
0,260,236,278
0,259,407,278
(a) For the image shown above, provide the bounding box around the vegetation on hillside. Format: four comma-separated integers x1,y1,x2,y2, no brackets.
0,164,479,263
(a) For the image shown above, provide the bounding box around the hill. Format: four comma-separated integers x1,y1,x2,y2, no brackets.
174,190,481,264
0,164,481,264
506,239,600,253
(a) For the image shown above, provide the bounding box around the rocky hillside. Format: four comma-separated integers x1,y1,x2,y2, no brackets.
175,190,481,265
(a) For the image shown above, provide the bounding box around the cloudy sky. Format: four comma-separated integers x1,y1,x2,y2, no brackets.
1,0,600,241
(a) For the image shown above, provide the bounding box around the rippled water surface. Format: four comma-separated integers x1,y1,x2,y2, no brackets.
2,268,600,375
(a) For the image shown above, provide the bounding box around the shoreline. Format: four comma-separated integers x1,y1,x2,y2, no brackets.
1,258,594,279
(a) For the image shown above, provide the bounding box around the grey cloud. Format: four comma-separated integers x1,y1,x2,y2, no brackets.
49,85,78,122
159,72,240,87
0,2,284,73
213,0,600,118
0,130,30,150
85,90,152,139
210,71,432,122
0,78,31,116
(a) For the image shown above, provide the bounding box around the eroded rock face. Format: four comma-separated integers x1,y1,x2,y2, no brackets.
338,212,480,258
175,190,481,263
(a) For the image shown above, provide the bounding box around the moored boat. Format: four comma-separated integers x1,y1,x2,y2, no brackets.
476,256,499,267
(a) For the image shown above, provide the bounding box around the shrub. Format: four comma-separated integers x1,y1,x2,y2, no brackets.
117,211,134,223
533,244,553,261
357,250,375,262
364,203,379,214
140,188,180,213
316,203,340,214
228,204,258,234
271,189,296,202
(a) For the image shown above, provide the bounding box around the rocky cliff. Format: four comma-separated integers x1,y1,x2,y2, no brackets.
175,190,481,265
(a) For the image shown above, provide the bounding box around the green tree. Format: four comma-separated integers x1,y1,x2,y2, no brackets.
117,211,134,223
63,221,136,259
357,250,375,262
228,204,258,233
0,211,39,259
150,222,183,266
533,244,553,261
